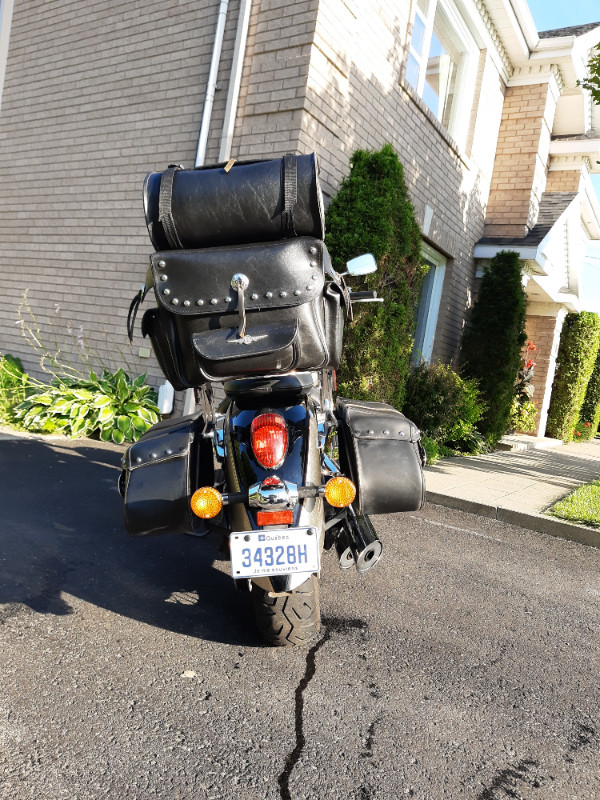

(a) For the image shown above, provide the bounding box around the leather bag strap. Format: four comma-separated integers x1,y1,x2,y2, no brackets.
282,153,297,237
158,164,184,248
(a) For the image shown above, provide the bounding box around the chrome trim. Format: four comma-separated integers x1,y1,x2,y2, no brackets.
248,477,299,509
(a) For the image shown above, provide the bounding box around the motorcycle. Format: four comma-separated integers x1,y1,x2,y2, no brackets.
121,155,425,646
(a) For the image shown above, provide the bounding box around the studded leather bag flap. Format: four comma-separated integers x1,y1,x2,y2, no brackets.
335,398,426,515
122,413,214,536
149,238,325,316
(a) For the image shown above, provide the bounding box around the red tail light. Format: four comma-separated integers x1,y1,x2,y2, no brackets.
251,413,288,469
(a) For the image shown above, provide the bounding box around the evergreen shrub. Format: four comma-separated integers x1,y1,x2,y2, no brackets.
460,251,527,446
325,144,426,410
403,361,486,456
546,312,600,442
578,348,600,438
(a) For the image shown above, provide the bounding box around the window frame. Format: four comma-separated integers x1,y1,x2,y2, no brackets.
406,0,478,148
412,243,447,364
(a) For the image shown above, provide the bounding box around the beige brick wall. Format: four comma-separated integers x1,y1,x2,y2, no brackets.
545,169,581,193
525,311,566,437
484,83,558,238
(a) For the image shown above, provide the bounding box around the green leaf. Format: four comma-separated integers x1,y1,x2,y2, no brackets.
117,415,132,434
69,403,81,419
31,393,53,406
92,395,111,409
71,418,86,436
95,406,115,424
99,427,113,442
137,407,155,424
111,428,125,445
131,415,149,431
50,399,74,414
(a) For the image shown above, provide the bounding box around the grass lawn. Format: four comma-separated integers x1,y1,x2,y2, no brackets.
547,478,600,528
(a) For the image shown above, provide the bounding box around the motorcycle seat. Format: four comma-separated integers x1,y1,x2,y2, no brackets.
223,372,315,400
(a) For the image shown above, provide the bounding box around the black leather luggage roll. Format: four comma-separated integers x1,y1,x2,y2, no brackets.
336,398,426,515
143,153,325,251
141,237,346,386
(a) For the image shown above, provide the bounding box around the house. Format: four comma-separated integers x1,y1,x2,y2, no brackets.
0,0,598,435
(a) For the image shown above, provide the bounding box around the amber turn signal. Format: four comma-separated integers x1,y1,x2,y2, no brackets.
324,476,356,508
191,486,223,519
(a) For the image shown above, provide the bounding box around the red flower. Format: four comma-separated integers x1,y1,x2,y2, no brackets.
585,422,591,427
576,431,581,437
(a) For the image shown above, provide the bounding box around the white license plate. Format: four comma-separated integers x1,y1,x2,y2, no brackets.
229,527,320,579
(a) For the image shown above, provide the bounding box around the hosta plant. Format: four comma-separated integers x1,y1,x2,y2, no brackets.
15,368,159,443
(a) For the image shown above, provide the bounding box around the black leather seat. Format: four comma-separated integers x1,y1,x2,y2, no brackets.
223,372,315,401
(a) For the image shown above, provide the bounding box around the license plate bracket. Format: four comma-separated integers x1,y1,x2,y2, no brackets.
229,527,320,579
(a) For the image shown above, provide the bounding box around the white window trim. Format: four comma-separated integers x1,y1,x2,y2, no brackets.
413,243,446,364
0,0,15,115
407,0,478,149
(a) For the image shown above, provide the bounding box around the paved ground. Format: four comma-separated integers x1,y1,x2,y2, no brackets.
424,437,600,548
1,434,599,799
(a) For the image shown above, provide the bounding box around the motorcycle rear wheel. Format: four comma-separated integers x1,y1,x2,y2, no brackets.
251,576,320,647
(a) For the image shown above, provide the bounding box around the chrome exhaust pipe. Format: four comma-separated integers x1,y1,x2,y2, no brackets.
346,512,382,573
334,527,356,569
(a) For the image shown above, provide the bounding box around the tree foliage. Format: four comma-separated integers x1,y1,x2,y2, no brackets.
578,47,600,105
325,144,426,409
546,312,600,442
579,348,600,437
460,251,528,446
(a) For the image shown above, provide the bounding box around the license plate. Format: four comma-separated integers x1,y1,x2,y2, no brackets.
229,527,320,579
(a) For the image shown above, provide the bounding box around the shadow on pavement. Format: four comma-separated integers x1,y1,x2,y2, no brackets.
0,437,260,647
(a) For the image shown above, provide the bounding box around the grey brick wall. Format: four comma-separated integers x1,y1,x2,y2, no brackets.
0,0,242,385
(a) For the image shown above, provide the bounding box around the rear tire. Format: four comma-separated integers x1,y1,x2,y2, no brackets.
251,576,320,646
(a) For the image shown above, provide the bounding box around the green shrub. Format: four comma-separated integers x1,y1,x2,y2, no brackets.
403,361,487,455
507,398,538,434
546,312,600,443
0,354,29,424
460,251,527,446
15,368,159,443
325,144,426,410
578,348,600,438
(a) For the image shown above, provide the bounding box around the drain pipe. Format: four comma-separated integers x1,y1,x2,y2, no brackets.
195,0,230,168
218,0,252,162
184,0,231,415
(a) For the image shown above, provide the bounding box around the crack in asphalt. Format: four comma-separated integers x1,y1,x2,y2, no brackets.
277,616,367,800
476,758,542,799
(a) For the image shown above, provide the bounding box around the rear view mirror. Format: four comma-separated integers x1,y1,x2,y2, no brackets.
345,253,377,277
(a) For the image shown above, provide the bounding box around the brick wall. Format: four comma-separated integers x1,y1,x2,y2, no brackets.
545,169,581,193
0,0,510,389
525,310,566,437
485,82,558,238
0,0,242,386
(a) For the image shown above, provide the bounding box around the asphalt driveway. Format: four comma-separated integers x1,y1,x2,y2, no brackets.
0,435,599,799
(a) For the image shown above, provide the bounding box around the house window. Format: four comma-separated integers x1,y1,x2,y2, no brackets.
406,0,476,146
412,243,446,364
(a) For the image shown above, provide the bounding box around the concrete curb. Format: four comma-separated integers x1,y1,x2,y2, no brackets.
426,491,600,549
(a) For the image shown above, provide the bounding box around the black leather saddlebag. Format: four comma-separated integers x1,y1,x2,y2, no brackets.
336,398,426,515
121,413,214,536
143,153,325,251
141,237,345,387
